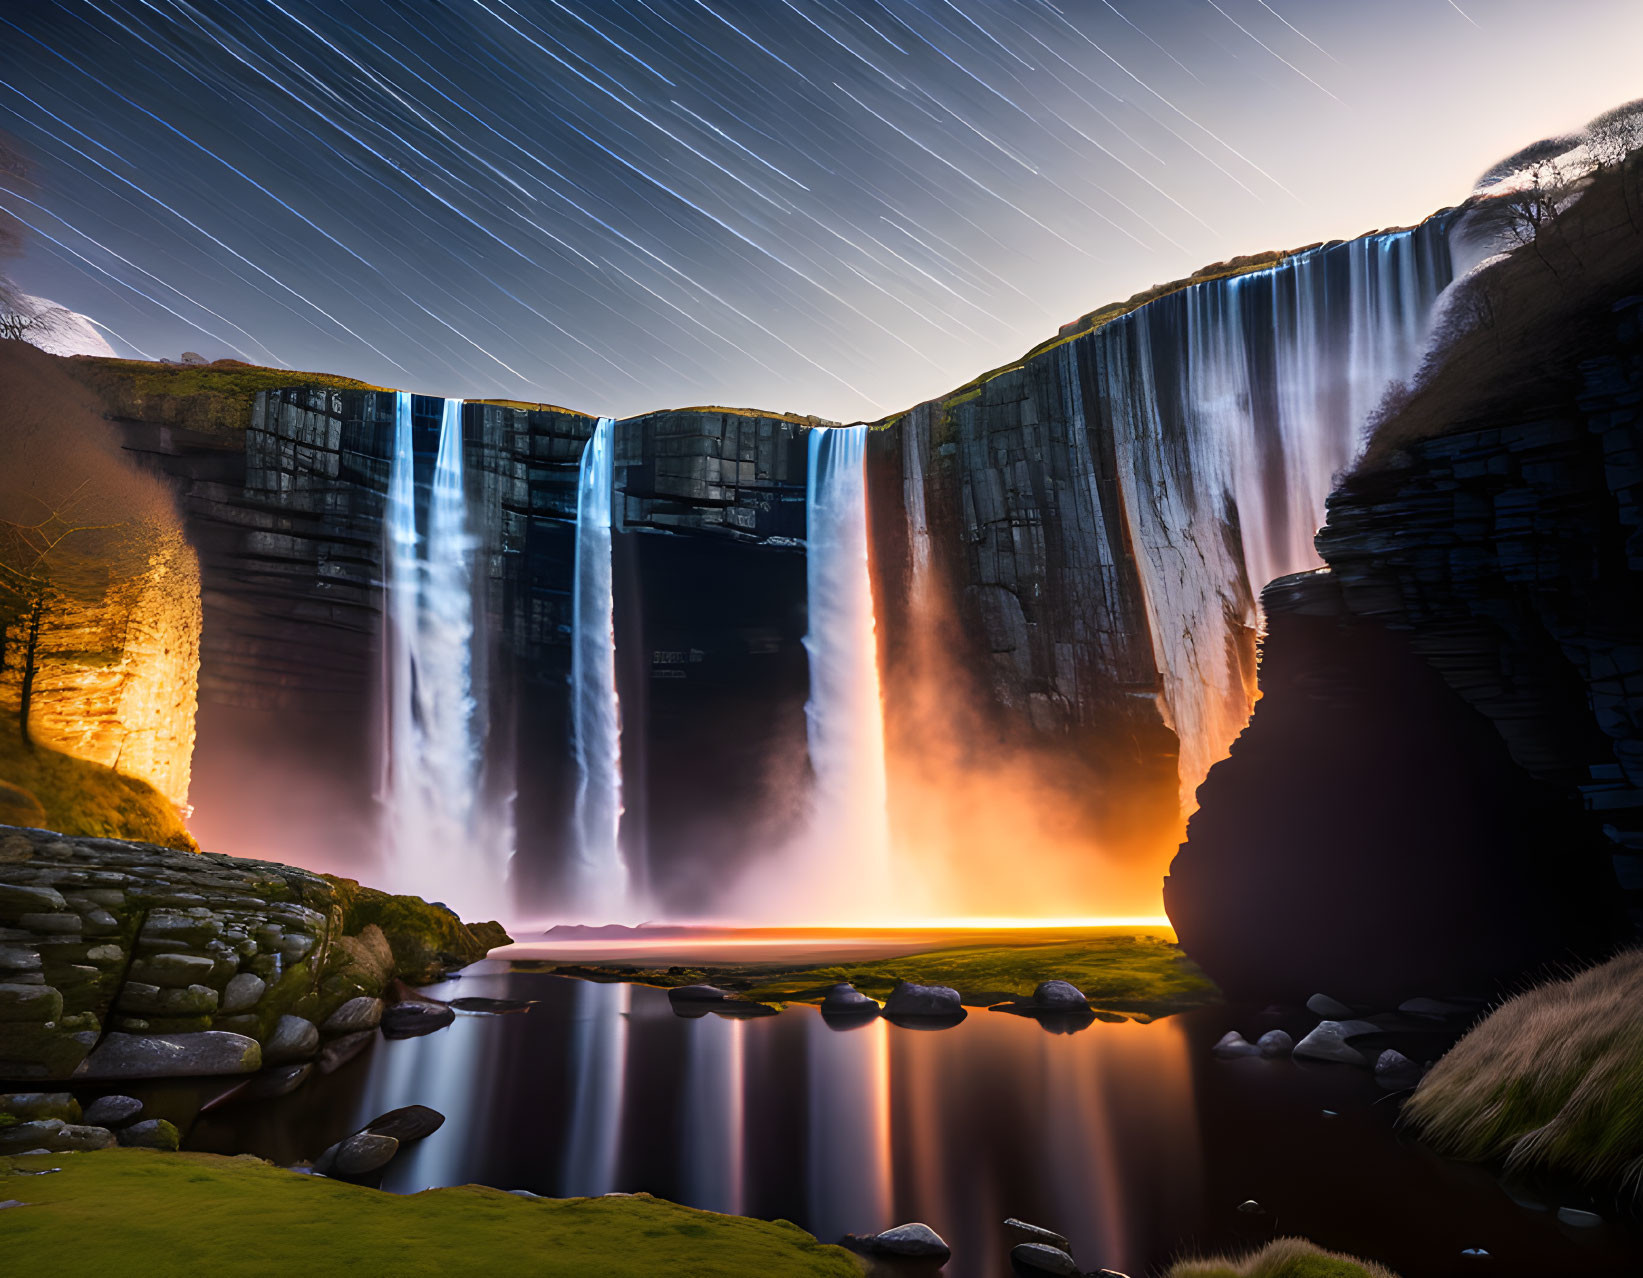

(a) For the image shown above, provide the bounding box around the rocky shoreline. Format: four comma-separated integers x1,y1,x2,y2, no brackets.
0,825,508,1089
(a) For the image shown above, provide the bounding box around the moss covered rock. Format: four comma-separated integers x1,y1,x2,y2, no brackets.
0,827,509,1080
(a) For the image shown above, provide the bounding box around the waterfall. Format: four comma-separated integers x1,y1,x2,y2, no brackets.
1092,221,1453,797
383,393,502,917
803,425,893,908
570,416,629,920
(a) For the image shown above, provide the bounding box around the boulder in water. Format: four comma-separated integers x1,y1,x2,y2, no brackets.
668,984,733,1004
315,1030,375,1075
381,1001,455,1037
1293,1022,1370,1066
1256,1030,1294,1057
1305,993,1354,1019
1032,980,1089,1010
883,981,964,1019
363,1104,445,1143
819,983,880,1015
332,1131,400,1176
857,1222,950,1262
1010,1242,1080,1277
1004,1218,1069,1249
1211,1031,1260,1058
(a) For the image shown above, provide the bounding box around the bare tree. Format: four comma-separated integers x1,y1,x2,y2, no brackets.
1473,153,1588,276
1587,99,1643,229
0,293,75,346
0,490,122,748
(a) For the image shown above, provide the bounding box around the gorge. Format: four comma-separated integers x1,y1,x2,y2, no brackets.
8,121,1643,1278
46,207,1465,945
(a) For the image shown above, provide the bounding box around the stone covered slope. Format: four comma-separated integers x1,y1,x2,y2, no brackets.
0,826,507,1081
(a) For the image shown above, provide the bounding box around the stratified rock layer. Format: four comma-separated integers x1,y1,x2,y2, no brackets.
1167,295,1643,1000
0,826,506,1080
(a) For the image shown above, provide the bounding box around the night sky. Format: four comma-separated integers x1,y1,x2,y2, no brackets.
1,0,1639,420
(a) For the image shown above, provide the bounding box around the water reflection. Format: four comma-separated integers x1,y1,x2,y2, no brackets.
184,968,1643,1278
805,1012,891,1240
681,1010,744,1213
561,978,628,1196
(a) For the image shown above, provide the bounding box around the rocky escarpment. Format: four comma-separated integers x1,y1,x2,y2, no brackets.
1318,297,1643,924
112,387,814,903
0,825,506,1082
1164,570,1624,1002
1167,292,1643,1000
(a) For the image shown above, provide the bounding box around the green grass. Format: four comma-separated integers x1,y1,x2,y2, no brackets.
1166,1237,1400,1278
59,357,388,435
534,929,1218,1020
0,1149,863,1278
0,731,195,849
1403,948,1643,1195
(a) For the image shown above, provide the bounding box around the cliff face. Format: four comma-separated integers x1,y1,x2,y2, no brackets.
0,343,200,817
866,219,1452,906
1166,296,1643,999
112,387,812,902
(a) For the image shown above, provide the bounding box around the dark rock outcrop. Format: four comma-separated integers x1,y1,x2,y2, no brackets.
1168,295,1643,1002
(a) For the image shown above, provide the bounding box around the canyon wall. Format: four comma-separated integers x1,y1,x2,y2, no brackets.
45,210,1458,919
0,342,199,814
1166,296,1643,999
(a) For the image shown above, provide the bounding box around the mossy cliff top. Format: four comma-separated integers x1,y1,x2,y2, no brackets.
59,356,387,435
0,1148,862,1278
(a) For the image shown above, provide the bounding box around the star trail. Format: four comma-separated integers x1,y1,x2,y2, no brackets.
1,0,1640,418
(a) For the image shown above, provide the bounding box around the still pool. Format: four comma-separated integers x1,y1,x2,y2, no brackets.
185,965,1642,1278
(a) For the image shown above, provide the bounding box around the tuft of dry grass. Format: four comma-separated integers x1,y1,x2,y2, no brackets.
1404,949,1643,1194
1166,1237,1400,1278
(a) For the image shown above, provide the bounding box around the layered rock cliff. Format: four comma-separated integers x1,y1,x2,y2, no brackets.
0,824,505,1082
1166,286,1643,998
29,209,1458,918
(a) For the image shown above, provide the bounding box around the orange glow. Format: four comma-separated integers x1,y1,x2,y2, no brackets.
864,484,1184,924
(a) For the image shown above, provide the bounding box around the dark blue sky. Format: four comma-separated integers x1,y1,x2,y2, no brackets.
1,0,1638,418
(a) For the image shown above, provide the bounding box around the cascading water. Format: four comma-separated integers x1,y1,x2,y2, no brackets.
802,425,893,910
1092,221,1453,797
569,416,630,920
383,393,503,918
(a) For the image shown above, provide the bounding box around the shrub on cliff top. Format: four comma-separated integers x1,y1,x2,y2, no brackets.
1404,948,1643,1195
1166,1237,1400,1278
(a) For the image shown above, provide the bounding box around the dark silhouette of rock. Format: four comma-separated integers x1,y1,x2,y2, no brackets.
883,981,964,1019
1010,1241,1079,1276
381,1001,455,1037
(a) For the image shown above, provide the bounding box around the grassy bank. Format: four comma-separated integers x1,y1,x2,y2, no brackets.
1167,1238,1399,1278
0,1149,862,1278
0,733,194,849
60,356,387,434
531,928,1218,1020
1404,949,1643,1194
